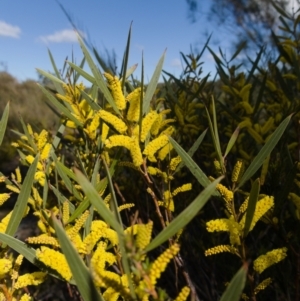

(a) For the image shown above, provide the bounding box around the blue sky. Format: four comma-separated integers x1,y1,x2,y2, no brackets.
1,1,229,83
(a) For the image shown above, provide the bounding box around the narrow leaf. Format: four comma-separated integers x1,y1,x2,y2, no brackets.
224,126,240,158
238,114,292,188
169,136,219,196
53,217,103,301
36,68,65,85
243,178,260,237
6,154,39,237
143,50,166,114
0,102,9,146
74,169,123,233
220,263,248,301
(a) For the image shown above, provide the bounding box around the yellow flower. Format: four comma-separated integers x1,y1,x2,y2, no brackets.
174,286,190,301
104,73,126,110
126,87,142,122
216,184,233,202
169,156,181,171
136,221,153,250
143,135,169,162
19,294,32,301
205,245,237,256
14,272,46,289
157,141,173,161
0,258,12,277
36,247,72,281
254,278,272,295
239,196,274,232
98,110,127,133
172,183,192,196
0,193,10,206
253,247,287,274
149,243,180,286
37,130,48,152
67,210,90,241
231,160,243,183
26,234,60,248
140,110,159,142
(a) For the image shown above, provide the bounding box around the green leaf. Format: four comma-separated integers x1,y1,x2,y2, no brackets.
0,102,9,146
53,217,104,301
5,154,39,238
175,128,207,173
169,136,219,196
220,263,248,301
145,177,222,252
238,114,292,188
120,24,132,92
0,233,36,264
143,50,166,114
74,169,123,233
67,61,97,85
230,40,247,62
36,68,65,86
243,178,260,237
76,34,121,115
224,126,240,158
47,49,65,95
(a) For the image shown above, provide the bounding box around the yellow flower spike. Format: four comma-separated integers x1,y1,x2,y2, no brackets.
130,137,143,167
216,184,233,203
65,120,77,129
15,167,22,183
0,193,10,206
260,155,270,185
253,247,287,274
239,197,249,214
27,124,33,136
149,243,180,286
126,87,142,122
11,254,24,280
26,234,60,248
143,135,169,162
172,183,192,196
231,160,243,183
98,110,127,133
136,221,153,250
157,141,173,161
163,190,174,211
261,117,275,135
19,293,32,301
101,122,110,142
254,278,272,295
288,193,300,219
62,201,69,225
104,73,126,110
247,127,264,144
150,114,163,136
118,203,135,212
239,196,274,232
0,211,12,233
34,171,46,187
174,286,190,301
140,110,159,142
67,210,89,240
26,155,43,171
204,245,238,256
37,130,48,152
0,258,12,277
14,272,46,289
206,218,241,245
40,143,51,161
85,113,100,140
174,104,185,126
170,156,181,171
36,247,72,281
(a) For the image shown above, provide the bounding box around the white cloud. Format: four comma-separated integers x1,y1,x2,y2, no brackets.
0,20,21,38
39,29,84,44
170,58,182,68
